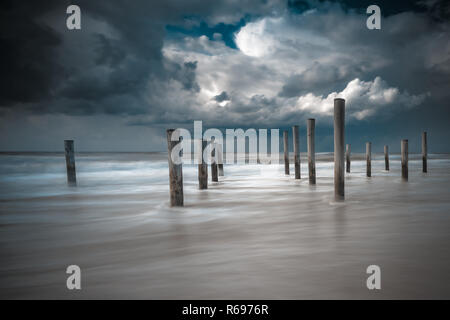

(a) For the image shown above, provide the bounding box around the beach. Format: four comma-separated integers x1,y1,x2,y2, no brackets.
1,152,450,299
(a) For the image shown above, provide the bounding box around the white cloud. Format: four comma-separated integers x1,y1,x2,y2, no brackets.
290,77,428,120
158,4,445,127
235,18,276,57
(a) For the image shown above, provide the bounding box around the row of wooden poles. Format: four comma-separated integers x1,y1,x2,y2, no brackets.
283,122,428,181
165,98,429,206
166,135,225,206
61,98,428,206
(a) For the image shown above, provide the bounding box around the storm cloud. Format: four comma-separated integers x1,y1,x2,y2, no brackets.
0,0,449,151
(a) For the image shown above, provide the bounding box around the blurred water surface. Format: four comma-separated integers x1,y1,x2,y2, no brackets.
1,152,450,299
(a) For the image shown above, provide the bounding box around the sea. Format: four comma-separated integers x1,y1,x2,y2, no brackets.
1,152,450,299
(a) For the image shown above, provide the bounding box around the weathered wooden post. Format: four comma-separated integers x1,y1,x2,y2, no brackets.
345,144,351,173
166,129,183,206
198,139,208,189
64,140,76,185
366,142,372,177
334,98,345,201
422,131,427,173
217,143,224,176
292,125,300,179
384,145,389,171
211,142,218,182
307,119,316,184
283,130,289,175
401,139,408,181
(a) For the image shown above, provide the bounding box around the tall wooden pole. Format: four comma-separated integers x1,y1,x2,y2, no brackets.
217,143,224,176
345,144,351,173
64,140,76,185
334,98,345,201
307,119,316,184
401,139,408,181
384,145,389,171
211,142,218,182
422,131,427,173
166,129,183,206
198,139,208,189
283,130,289,175
366,142,372,177
293,125,300,179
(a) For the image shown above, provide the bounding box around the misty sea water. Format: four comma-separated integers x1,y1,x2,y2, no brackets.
0,152,450,299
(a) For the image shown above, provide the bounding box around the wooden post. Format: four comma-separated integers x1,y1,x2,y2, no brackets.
334,98,345,201
366,142,371,177
345,144,351,173
401,139,408,181
292,125,300,179
64,140,76,185
384,145,389,171
211,142,218,182
283,130,289,175
217,143,224,176
307,119,316,184
422,131,427,173
166,129,183,206
198,139,208,189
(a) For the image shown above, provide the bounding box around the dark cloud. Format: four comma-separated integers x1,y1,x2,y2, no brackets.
0,0,283,115
94,34,126,67
177,61,201,92
419,0,450,22
0,0,64,105
322,0,446,16
213,91,230,102
288,0,311,13
279,62,362,97
1,0,450,151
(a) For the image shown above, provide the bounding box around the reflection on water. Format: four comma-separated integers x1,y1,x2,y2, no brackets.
1,152,450,299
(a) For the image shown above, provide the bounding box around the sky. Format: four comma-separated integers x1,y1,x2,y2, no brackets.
0,0,449,152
